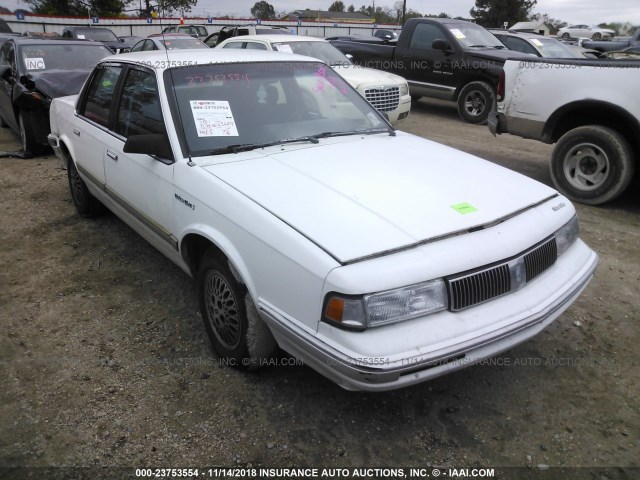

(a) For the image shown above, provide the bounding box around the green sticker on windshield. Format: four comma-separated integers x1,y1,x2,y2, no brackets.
451,202,478,215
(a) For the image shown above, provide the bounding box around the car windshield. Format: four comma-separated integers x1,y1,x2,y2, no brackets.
161,38,207,49
75,28,118,42
166,61,392,157
20,43,112,71
532,37,578,58
272,41,350,65
450,24,504,49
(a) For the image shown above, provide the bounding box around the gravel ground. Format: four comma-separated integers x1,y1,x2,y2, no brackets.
1,99,638,480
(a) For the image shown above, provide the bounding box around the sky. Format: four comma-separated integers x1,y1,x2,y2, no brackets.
3,0,640,25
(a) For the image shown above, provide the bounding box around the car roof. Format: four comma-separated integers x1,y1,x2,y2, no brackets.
104,49,320,70
219,34,322,44
8,38,112,47
148,33,198,38
489,30,546,39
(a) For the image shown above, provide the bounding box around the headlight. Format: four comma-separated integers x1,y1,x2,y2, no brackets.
555,215,579,256
400,82,409,96
323,279,448,330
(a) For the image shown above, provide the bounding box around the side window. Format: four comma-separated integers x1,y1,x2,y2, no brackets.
115,69,164,138
81,65,123,127
196,27,208,37
504,37,539,56
409,24,444,50
237,29,249,37
131,41,144,52
245,42,267,50
223,42,244,49
0,43,15,72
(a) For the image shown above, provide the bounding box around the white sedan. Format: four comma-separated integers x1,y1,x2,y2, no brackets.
216,34,411,124
48,50,597,391
557,25,615,40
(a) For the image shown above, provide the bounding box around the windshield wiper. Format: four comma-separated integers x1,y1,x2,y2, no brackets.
208,128,394,155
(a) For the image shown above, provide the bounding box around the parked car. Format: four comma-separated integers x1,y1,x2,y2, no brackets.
48,49,597,391
489,57,640,204
216,34,411,124
61,27,136,53
0,38,111,155
161,24,209,38
557,25,615,41
328,18,531,124
373,29,399,41
489,30,585,58
22,31,62,39
204,24,290,48
130,34,207,52
582,28,640,53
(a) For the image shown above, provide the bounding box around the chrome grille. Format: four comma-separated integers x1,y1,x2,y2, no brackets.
365,86,400,112
524,238,557,281
447,264,511,311
446,237,558,312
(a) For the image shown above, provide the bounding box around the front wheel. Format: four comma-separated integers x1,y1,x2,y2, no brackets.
561,32,571,40
592,32,602,40
198,250,276,369
19,110,44,157
550,126,634,205
457,81,495,124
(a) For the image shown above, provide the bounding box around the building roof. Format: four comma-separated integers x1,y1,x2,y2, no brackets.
285,10,372,21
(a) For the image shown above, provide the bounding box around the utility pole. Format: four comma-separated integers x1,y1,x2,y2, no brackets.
402,0,406,25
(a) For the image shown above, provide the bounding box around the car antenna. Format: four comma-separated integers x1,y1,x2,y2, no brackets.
159,7,196,167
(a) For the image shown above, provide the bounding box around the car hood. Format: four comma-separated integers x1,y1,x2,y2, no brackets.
201,133,557,263
27,69,92,99
333,65,405,88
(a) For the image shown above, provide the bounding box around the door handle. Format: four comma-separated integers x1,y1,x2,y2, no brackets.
106,150,118,161
73,129,80,136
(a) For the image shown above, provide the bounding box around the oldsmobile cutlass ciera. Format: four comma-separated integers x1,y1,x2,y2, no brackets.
48,50,598,391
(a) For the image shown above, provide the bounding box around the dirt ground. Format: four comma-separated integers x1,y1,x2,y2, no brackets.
1,99,638,479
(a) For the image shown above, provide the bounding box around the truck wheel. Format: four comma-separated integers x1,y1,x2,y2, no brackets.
68,158,105,217
457,81,495,124
561,33,571,40
551,126,634,205
592,32,602,40
198,250,277,370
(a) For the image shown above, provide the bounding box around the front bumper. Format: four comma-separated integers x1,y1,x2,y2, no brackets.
47,133,66,169
259,241,598,391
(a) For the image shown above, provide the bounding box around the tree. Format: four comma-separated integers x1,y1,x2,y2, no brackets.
23,0,197,17
469,0,537,28
328,1,345,12
347,4,355,13
250,0,275,19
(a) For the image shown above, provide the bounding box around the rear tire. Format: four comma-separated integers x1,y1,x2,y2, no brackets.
561,33,571,40
198,250,276,370
67,158,105,217
457,81,495,124
550,126,634,205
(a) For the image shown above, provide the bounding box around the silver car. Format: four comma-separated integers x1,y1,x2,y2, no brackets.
557,25,614,41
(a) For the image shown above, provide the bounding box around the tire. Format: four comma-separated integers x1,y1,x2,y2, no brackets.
561,33,571,40
457,81,495,124
67,157,105,217
592,32,602,40
19,110,44,157
198,250,276,369
550,126,635,205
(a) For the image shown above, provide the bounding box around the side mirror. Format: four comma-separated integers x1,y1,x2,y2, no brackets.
432,39,453,51
123,133,174,163
345,53,353,61
119,38,125,42
0,65,12,81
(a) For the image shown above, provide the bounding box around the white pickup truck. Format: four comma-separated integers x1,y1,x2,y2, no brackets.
489,58,640,205
48,50,596,391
